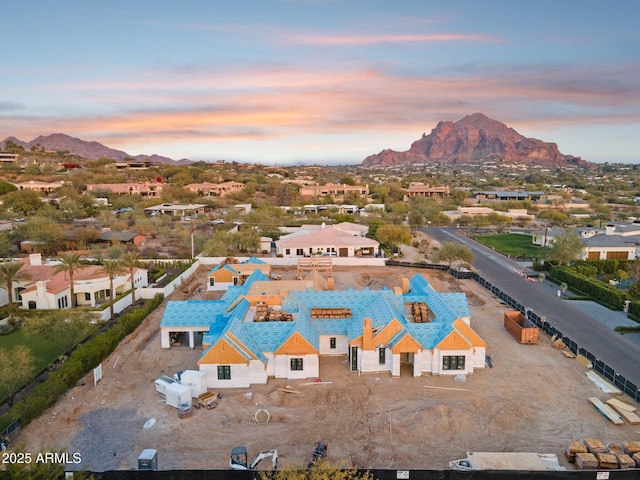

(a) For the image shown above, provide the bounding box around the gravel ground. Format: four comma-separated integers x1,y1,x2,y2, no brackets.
69,408,149,471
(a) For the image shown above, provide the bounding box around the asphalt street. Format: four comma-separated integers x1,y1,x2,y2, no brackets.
423,227,640,389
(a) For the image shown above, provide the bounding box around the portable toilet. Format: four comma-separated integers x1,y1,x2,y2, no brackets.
138,449,158,470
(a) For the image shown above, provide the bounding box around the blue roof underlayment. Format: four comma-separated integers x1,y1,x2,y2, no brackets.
160,269,469,359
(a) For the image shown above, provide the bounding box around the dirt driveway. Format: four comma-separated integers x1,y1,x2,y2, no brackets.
16,266,640,472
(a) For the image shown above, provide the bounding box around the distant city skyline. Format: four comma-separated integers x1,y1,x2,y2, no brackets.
1,1,639,165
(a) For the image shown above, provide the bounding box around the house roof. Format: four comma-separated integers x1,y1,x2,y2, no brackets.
161,270,479,362
276,226,378,250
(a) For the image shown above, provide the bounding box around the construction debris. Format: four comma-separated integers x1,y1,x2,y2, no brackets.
606,397,637,412
586,371,622,394
279,388,300,394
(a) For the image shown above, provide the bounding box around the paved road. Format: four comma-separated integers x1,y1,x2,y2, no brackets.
422,227,640,388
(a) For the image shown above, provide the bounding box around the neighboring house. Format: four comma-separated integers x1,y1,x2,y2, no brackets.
405,182,450,198
144,203,207,217
300,183,369,201
581,224,640,260
2,253,148,311
532,223,640,260
160,271,486,388
97,230,147,247
206,258,271,291
86,182,164,197
444,207,534,223
12,180,66,194
275,222,379,258
471,190,546,202
184,181,244,197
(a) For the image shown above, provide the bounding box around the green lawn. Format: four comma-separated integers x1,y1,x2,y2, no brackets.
0,329,65,374
475,233,542,258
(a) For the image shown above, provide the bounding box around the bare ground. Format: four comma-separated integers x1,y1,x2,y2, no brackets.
16,265,640,472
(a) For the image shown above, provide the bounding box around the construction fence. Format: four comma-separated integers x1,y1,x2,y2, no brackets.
87,468,640,480
472,273,640,403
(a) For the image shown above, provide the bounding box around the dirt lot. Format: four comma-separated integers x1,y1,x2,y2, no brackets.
17,265,640,472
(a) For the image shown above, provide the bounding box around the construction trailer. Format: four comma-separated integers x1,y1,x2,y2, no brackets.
154,375,191,408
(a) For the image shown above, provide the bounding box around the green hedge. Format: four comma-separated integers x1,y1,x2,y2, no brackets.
550,265,630,311
0,294,164,430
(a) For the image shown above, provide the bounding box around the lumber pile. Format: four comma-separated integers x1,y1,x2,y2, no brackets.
607,443,625,455
595,453,618,469
633,453,640,468
196,391,220,408
575,453,598,470
310,307,351,319
606,398,640,425
616,453,635,469
565,441,587,463
623,441,640,455
588,397,624,424
411,302,430,323
254,303,293,322
584,438,607,454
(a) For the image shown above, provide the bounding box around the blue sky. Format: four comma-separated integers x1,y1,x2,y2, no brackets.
1,1,639,164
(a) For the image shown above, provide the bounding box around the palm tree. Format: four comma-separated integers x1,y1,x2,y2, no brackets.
120,251,142,307
54,252,89,308
0,260,31,317
98,259,126,321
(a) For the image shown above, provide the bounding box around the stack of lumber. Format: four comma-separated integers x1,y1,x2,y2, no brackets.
575,453,598,470
584,438,607,454
255,303,269,322
633,453,640,468
311,307,351,318
588,398,624,424
623,441,640,455
607,443,625,455
565,441,588,463
606,398,640,425
595,453,618,469
616,454,635,469
411,302,430,323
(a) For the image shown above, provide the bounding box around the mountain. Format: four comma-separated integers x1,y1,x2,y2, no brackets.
1,133,191,164
363,113,589,167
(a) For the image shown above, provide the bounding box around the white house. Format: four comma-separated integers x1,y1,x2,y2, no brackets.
2,254,148,312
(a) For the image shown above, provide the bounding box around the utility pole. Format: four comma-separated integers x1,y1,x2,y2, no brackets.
191,219,195,259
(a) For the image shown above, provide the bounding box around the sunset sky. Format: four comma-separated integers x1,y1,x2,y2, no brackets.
2,1,639,164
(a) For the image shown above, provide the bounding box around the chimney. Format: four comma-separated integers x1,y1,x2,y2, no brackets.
363,317,374,350
29,253,42,266
36,280,47,298
605,224,615,236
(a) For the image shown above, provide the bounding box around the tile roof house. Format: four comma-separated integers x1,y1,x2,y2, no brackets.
160,270,486,389
2,253,148,311
275,222,379,258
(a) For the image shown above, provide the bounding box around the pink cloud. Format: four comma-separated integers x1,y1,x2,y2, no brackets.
280,32,498,45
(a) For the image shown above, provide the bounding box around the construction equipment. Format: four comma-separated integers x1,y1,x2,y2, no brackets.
230,446,278,470
308,442,328,468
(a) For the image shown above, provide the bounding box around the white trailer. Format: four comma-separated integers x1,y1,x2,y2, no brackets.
449,452,566,471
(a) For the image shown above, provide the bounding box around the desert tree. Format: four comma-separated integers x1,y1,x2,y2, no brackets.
431,241,475,268
0,345,35,406
23,310,98,355
54,252,89,308
120,251,143,306
374,224,412,254
98,259,126,321
0,260,31,317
